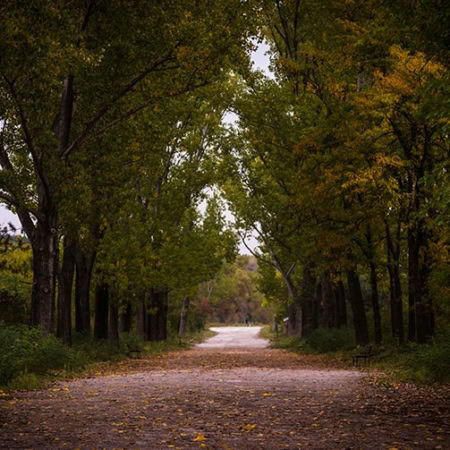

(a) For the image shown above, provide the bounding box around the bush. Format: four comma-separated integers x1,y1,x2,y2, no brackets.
0,324,86,386
305,327,355,353
119,332,145,355
405,331,450,383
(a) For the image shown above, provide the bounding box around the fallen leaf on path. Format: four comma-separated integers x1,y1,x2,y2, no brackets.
193,433,206,441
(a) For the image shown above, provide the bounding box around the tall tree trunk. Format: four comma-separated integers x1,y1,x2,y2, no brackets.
321,271,336,328
30,212,58,336
136,295,146,338
407,227,418,342
57,240,75,345
301,266,316,338
157,290,168,341
94,282,109,339
179,296,190,336
313,280,322,330
335,279,347,327
369,260,382,345
365,225,382,344
147,288,168,341
347,269,369,346
108,298,119,345
119,301,132,333
409,222,434,343
386,220,404,344
74,244,95,336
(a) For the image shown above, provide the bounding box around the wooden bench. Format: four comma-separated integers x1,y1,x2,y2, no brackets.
352,346,372,366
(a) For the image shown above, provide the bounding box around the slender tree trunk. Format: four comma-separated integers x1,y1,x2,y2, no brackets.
157,290,168,341
409,222,434,343
147,289,169,341
94,282,109,339
179,296,190,336
284,276,302,337
30,212,58,336
108,298,119,345
119,301,132,333
57,240,75,345
335,279,347,327
386,220,404,344
365,225,382,344
321,271,336,328
369,260,382,345
313,281,322,330
347,269,369,346
74,244,95,336
301,266,316,337
407,227,418,342
136,295,146,338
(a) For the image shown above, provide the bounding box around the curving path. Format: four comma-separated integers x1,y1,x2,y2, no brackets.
0,327,449,449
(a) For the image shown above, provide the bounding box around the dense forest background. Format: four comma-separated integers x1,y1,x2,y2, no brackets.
0,0,448,385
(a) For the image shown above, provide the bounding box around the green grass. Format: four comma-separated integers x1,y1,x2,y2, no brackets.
0,324,217,391
264,325,450,385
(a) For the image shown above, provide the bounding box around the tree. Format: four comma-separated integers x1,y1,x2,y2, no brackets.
0,0,255,334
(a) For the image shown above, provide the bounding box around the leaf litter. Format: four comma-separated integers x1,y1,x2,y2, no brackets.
0,346,449,449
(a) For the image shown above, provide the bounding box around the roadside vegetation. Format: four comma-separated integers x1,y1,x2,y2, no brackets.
261,325,450,384
0,324,214,391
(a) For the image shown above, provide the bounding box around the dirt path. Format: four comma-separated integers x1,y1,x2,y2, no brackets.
1,328,449,449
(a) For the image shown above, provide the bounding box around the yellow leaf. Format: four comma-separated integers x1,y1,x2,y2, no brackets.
242,424,256,431
263,392,271,397
193,433,206,442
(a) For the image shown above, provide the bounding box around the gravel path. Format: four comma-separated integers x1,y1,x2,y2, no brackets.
196,326,269,349
0,328,449,449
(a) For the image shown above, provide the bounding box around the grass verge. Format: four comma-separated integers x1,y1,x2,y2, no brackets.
0,324,215,392
263,325,450,385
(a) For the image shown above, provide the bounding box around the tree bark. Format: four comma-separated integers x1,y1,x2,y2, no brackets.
119,301,132,333
313,281,322,330
407,227,418,342
321,271,336,329
147,288,168,341
94,282,109,339
408,222,434,343
301,266,316,338
30,213,58,336
386,220,404,344
74,244,95,336
136,295,147,338
369,260,382,345
178,296,190,336
347,269,369,346
365,225,382,344
57,240,75,345
335,279,347,327
108,298,119,345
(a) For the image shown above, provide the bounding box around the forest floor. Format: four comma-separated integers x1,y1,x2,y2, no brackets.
0,327,449,449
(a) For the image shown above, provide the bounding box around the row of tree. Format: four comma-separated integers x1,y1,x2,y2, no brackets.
222,0,449,346
0,1,448,348
0,1,258,343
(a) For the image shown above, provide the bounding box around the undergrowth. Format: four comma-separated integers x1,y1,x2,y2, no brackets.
265,325,450,384
0,324,213,391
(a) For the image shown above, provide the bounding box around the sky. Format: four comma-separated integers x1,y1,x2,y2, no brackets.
0,42,272,255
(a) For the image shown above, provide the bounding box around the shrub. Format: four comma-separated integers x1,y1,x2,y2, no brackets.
305,327,355,353
0,324,86,386
405,331,450,383
119,332,145,355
